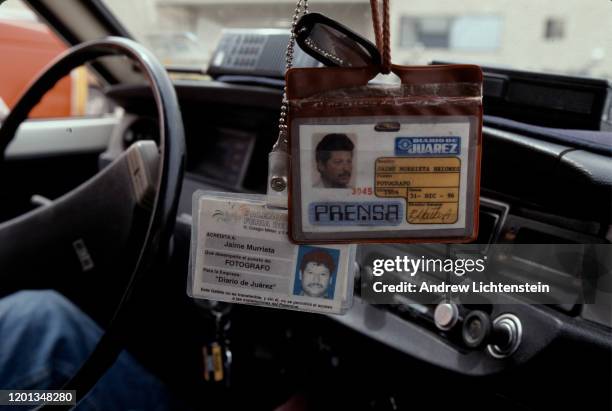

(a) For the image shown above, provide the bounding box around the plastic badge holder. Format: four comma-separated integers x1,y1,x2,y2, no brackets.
287,65,483,244
188,190,355,315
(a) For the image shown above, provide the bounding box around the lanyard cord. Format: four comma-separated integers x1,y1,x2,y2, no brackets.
370,0,391,74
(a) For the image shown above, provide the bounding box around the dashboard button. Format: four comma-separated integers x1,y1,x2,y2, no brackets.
434,303,459,331
462,310,492,348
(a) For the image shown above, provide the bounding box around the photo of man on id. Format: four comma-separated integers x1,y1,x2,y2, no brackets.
293,246,339,299
313,133,355,189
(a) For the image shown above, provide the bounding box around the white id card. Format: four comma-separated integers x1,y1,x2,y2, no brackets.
290,115,480,243
188,191,355,315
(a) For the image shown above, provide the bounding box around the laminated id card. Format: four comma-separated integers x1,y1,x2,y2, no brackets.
188,191,355,315
286,65,483,243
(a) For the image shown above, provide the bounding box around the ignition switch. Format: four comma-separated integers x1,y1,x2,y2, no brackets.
487,314,523,358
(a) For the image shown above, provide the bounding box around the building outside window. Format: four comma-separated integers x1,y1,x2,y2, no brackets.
544,17,565,40
399,15,502,52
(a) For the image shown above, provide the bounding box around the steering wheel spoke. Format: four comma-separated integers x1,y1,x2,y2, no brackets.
0,142,158,314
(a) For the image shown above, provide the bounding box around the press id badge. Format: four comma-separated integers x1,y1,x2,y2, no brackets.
286,65,483,243
188,191,355,315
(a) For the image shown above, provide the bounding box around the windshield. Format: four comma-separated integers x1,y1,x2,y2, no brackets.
103,0,611,80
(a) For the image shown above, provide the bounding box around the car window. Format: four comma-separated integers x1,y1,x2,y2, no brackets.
0,0,110,119
101,0,611,81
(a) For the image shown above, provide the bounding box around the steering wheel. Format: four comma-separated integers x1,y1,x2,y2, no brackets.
0,37,185,405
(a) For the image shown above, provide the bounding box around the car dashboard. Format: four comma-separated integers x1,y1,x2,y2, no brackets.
102,77,612,409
